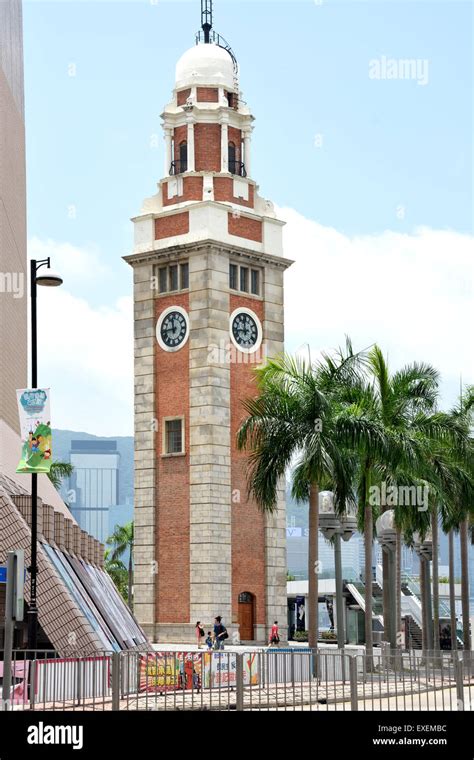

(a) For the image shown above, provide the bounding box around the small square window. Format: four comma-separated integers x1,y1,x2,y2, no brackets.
164,419,183,455
240,267,249,293
229,263,238,290
180,263,189,290
251,269,260,295
169,265,178,291
159,268,168,294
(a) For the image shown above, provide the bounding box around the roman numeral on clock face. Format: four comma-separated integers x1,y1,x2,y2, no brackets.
158,308,189,351
231,311,260,350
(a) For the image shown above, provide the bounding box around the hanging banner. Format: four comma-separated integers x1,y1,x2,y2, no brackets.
204,651,259,688
16,388,53,474
138,651,259,693
138,652,203,693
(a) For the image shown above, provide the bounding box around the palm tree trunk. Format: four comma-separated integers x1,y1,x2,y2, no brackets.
420,558,428,655
128,550,133,612
382,550,390,641
460,518,471,651
448,530,457,651
308,483,319,652
396,529,402,639
432,510,440,653
364,503,374,666
381,506,390,643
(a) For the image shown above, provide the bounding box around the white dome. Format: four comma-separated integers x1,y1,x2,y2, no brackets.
175,43,235,90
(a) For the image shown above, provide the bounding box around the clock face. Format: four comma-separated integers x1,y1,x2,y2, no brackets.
230,309,261,352
157,307,189,352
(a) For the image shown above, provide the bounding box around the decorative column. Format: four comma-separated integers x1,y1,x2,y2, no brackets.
221,114,229,173
186,116,195,172
163,127,173,177
243,129,252,176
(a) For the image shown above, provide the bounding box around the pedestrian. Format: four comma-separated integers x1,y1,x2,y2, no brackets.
213,616,228,650
192,667,201,692
179,658,186,690
269,620,280,647
206,631,213,650
195,620,205,649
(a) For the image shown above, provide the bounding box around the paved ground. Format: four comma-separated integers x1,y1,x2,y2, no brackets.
27,677,473,712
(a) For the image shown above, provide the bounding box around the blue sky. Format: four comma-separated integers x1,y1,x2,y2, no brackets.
23,0,473,435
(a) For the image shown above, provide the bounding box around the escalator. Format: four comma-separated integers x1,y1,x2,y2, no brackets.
346,570,463,649
402,573,464,648
345,579,385,640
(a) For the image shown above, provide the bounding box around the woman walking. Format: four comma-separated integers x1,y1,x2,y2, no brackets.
195,621,205,649
269,621,280,647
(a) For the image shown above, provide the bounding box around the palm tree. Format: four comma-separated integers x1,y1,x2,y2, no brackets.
397,403,473,656
358,349,472,659
431,506,440,654
104,549,129,602
460,516,471,651
340,348,442,658
447,529,457,650
367,349,439,626
106,522,134,610
237,342,386,655
47,461,74,490
445,385,474,653
395,528,402,635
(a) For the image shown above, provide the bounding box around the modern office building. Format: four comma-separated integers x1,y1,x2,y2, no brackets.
126,7,291,643
0,0,27,434
69,439,121,543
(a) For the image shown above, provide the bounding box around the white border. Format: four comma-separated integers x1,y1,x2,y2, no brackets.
229,307,263,355
156,305,190,352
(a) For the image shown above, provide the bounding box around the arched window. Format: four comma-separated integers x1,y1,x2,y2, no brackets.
228,142,236,174
179,141,188,172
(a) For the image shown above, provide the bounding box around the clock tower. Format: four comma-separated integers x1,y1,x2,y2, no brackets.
125,4,292,643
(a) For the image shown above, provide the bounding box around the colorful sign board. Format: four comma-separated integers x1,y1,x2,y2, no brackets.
138,651,259,693
16,388,53,474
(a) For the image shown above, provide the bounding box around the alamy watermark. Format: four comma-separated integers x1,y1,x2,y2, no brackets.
0,271,24,299
369,482,429,512
207,339,268,366
369,56,429,86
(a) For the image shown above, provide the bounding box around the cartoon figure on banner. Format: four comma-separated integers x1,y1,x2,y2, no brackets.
16,389,53,474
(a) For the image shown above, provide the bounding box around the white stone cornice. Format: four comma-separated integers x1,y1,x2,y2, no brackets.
124,239,293,271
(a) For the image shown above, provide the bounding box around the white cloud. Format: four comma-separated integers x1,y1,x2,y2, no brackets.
29,237,109,282
279,207,474,408
36,287,134,436
30,216,473,435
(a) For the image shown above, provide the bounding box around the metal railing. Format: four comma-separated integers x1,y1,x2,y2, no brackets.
228,160,247,177
1,648,472,712
0,648,113,711
169,160,187,175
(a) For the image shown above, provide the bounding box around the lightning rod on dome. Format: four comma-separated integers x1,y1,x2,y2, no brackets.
201,0,213,43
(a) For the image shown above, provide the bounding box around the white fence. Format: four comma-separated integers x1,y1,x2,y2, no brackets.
33,656,110,704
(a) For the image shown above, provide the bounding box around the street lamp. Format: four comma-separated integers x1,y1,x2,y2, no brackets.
318,491,357,650
27,258,63,650
376,510,397,651
413,530,433,650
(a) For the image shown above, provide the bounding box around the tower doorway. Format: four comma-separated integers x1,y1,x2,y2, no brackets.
238,592,255,641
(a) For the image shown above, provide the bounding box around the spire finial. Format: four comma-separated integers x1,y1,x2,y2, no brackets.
201,0,213,43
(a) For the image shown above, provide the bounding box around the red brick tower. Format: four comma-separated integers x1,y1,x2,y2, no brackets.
125,9,292,643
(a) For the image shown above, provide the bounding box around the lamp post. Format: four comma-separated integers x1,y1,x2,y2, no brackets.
375,510,398,651
318,491,357,650
27,258,63,650
413,531,433,651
